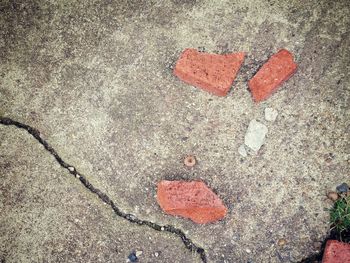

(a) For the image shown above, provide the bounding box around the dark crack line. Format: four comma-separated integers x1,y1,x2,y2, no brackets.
0,117,207,263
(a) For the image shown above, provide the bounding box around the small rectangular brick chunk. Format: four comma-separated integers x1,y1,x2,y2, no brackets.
248,49,297,102
174,48,245,96
322,240,350,263
157,180,227,224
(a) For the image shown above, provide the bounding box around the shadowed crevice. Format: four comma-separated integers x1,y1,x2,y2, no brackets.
0,117,207,263
297,228,350,263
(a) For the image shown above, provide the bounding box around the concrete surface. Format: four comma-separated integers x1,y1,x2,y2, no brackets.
0,126,200,263
0,0,349,262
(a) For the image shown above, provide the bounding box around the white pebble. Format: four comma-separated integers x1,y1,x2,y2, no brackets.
68,166,75,172
238,145,247,157
135,251,143,257
244,119,268,152
264,108,278,122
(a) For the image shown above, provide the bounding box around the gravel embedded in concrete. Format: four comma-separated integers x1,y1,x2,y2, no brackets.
238,144,248,157
336,183,349,193
244,119,268,152
265,108,279,122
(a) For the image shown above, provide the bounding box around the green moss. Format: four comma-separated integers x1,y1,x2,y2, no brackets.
330,194,350,235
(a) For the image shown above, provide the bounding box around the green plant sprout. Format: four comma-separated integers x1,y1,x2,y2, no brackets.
330,194,350,239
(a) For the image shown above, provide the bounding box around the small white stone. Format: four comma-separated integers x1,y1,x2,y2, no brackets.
244,119,268,152
246,248,251,253
264,108,278,122
68,166,75,172
135,251,143,257
154,252,159,257
238,145,247,157
161,227,164,231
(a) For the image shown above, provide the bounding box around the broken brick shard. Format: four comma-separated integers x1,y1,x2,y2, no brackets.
157,180,227,224
322,240,350,263
248,49,297,102
174,48,245,96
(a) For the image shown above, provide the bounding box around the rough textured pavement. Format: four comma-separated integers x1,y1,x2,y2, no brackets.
0,0,349,262
0,126,200,263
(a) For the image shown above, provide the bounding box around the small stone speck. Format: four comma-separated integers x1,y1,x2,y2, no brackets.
313,241,322,251
127,251,138,262
184,155,196,167
238,144,247,157
264,108,278,122
277,238,287,247
327,191,339,202
336,183,349,193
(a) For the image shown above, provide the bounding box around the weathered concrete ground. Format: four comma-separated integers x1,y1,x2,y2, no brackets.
0,126,200,263
0,0,349,262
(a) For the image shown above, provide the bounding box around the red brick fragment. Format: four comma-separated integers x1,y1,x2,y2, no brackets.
322,240,350,263
157,180,227,224
248,49,297,102
174,48,245,96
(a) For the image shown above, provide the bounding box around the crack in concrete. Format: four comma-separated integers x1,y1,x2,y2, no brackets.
0,117,207,263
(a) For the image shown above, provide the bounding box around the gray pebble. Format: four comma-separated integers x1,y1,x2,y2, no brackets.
336,182,349,193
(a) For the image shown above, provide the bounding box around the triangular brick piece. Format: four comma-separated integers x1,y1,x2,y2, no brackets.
248,49,297,102
174,48,245,96
157,180,227,224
